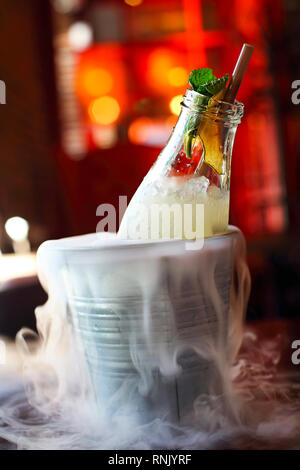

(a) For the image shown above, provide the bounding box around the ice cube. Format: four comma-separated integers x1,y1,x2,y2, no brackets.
181,176,210,198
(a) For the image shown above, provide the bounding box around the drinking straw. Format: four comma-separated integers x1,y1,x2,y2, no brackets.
224,44,254,104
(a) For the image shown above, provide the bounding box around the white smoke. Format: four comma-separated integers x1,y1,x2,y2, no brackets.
0,228,300,450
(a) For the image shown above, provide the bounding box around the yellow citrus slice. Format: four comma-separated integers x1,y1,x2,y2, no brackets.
200,88,226,175
200,121,224,175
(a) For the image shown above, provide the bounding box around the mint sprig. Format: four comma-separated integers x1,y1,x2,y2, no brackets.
203,74,229,96
188,68,229,97
184,68,229,158
188,68,216,93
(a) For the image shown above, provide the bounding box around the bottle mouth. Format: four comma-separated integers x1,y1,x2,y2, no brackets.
182,89,244,123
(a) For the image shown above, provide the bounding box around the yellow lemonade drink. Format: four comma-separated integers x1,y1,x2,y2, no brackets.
118,176,230,240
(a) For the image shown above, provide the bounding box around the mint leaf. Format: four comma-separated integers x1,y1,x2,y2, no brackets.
188,68,229,96
203,74,229,96
185,68,229,158
188,68,216,93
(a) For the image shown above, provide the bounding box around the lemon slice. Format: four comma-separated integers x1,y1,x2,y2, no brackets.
200,88,226,175
199,122,224,175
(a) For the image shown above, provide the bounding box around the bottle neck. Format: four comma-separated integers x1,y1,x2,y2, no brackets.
152,89,243,183
181,89,244,126
162,89,244,158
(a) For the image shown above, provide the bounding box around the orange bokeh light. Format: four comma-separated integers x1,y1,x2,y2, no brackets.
168,67,188,87
148,48,175,89
88,96,120,125
147,48,187,94
128,116,175,146
75,45,126,117
128,117,152,144
82,68,113,96
124,0,143,5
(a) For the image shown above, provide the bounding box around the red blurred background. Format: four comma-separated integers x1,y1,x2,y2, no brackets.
0,0,299,334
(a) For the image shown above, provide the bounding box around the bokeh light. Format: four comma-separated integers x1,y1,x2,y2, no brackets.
88,96,120,125
92,126,117,149
5,217,29,242
168,67,188,87
128,117,174,146
148,48,175,89
128,117,152,144
124,0,143,6
82,68,113,96
169,95,182,115
68,22,93,51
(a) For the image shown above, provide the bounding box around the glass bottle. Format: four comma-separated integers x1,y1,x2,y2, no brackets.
118,89,244,240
